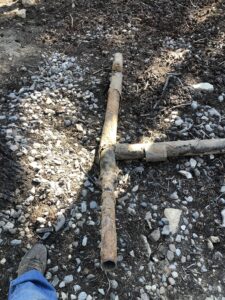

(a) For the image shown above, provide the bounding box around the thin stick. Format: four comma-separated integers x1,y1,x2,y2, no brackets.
99,53,123,270
153,73,183,109
69,14,74,28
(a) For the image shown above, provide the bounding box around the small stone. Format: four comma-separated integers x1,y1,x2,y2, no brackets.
90,201,97,209
110,293,118,300
221,209,225,227
141,202,147,208
127,207,136,215
181,225,186,231
167,250,174,261
214,251,223,261
76,124,84,132
192,82,214,92
190,158,197,169
170,191,179,200
10,239,22,246
15,9,26,18
22,0,36,6
73,285,81,292
220,186,225,193
201,265,207,272
159,286,166,295
76,213,82,220
10,144,19,152
162,225,170,235
78,291,87,300
205,124,213,132
194,169,201,177
150,228,161,242
82,236,88,246
64,119,72,127
192,211,199,219
46,272,52,280
171,271,178,278
191,101,198,110
185,196,193,203
151,285,157,292
64,275,74,284
176,249,181,256
145,211,152,220
81,202,87,213
81,189,88,197
141,293,149,300
110,280,118,289
37,217,46,224
218,95,224,102
98,289,105,295
59,281,66,288
169,244,176,252
210,236,220,243
0,258,6,265
207,239,214,250
54,214,66,232
4,222,14,231
61,292,68,300
175,118,183,126
208,108,221,118
168,277,176,285
164,208,182,234
51,275,60,287
132,185,139,192
84,180,91,187
178,170,192,179
181,256,186,263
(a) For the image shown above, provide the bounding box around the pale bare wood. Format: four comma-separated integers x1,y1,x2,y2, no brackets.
115,139,225,161
99,53,123,270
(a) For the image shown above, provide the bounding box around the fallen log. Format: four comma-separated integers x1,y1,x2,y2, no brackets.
115,139,225,161
99,53,123,270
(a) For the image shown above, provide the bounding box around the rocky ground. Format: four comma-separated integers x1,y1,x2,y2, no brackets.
1,0,225,299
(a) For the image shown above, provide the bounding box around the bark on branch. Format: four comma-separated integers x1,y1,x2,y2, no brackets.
99,53,123,270
115,139,225,161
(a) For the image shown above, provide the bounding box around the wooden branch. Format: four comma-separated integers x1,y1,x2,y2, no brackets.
115,139,225,161
99,53,123,270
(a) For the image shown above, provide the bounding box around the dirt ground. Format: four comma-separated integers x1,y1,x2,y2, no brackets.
1,0,225,299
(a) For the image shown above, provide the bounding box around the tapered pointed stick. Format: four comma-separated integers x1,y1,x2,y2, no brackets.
99,53,123,270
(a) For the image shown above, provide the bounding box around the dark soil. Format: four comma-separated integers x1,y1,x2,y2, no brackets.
1,0,225,299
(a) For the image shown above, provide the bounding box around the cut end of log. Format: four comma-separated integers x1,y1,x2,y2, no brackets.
112,53,123,72
102,259,117,271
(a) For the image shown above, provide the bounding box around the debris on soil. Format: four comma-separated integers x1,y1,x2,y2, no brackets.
1,0,225,299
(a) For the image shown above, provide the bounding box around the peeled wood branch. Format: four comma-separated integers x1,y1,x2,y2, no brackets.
99,53,123,270
115,139,225,161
